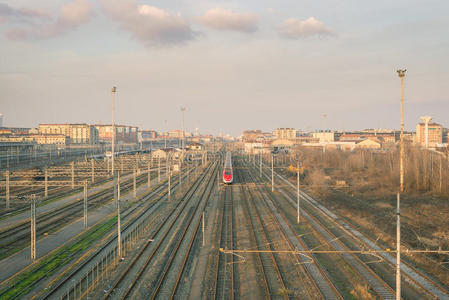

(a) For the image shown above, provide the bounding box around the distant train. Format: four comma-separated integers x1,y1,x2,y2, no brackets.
223,152,233,184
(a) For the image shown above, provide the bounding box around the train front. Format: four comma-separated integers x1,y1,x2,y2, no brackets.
223,152,233,184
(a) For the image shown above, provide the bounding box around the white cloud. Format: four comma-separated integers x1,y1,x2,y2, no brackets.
196,8,258,33
100,0,195,46
278,17,333,38
6,0,92,40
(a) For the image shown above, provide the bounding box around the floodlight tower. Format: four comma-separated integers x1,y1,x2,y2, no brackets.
396,68,406,300
111,86,117,176
397,69,406,193
420,116,432,148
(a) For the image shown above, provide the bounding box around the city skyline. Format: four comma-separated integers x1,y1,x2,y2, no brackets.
1,0,449,135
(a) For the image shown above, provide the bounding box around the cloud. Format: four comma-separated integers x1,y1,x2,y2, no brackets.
100,0,195,46
196,8,258,33
0,3,50,22
6,0,92,40
278,17,333,38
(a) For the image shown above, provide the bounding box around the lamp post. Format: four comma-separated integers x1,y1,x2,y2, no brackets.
164,120,167,148
111,86,117,176
396,68,406,300
181,107,186,187
397,70,406,193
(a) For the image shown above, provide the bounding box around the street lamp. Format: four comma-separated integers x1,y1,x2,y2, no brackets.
396,68,406,300
164,120,167,148
111,86,117,176
180,107,186,187
291,148,303,224
397,69,406,192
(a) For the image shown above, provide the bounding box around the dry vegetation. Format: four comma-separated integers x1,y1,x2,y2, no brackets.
278,145,449,285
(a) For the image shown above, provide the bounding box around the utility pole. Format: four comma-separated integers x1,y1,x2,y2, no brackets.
271,154,274,192
71,161,75,189
158,156,161,183
83,181,88,229
111,86,117,176
396,193,401,300
114,172,121,260
297,161,300,224
322,113,327,132
44,167,48,198
147,162,151,189
5,171,9,209
164,120,167,148
133,167,137,198
91,159,95,183
167,155,171,201
117,171,120,201
181,107,186,188
397,69,406,193
202,211,205,246
30,194,36,261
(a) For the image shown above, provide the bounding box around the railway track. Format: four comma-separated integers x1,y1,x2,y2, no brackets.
276,187,397,299
214,172,235,300
244,159,343,299
235,166,288,299
101,161,217,299
0,169,160,260
0,170,132,218
31,166,192,300
261,159,449,299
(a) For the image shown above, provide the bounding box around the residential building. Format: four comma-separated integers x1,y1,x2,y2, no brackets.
312,131,335,142
94,124,138,144
38,124,98,144
416,122,443,148
0,134,67,145
355,138,381,149
274,128,296,140
138,130,158,143
242,130,263,142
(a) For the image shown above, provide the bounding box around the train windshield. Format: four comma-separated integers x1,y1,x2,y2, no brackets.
224,170,232,176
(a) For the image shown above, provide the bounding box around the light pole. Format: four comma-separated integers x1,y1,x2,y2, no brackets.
164,120,167,148
181,107,186,187
111,86,117,176
397,70,406,193
396,68,406,300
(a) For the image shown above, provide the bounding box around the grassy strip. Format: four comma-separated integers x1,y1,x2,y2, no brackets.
0,216,117,299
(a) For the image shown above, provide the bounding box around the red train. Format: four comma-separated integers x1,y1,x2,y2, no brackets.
223,152,233,184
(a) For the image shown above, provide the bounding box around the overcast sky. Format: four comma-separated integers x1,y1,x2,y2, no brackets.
1,0,448,136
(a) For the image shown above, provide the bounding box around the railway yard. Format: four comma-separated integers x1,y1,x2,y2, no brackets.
0,150,448,299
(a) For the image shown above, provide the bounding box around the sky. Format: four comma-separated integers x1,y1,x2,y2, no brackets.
0,0,448,136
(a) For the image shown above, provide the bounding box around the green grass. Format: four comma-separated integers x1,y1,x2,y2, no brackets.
0,216,117,299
